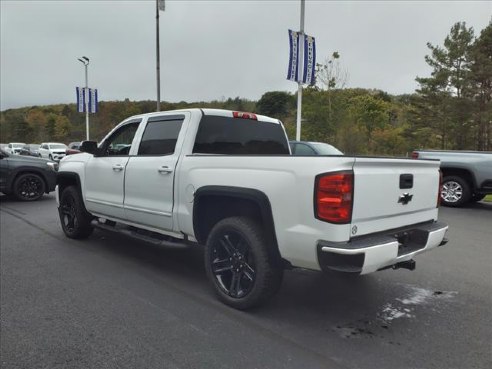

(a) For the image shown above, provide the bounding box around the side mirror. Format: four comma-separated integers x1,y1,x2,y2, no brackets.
80,141,99,155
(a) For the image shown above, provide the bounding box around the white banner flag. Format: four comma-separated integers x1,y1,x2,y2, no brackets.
76,87,85,113
89,88,98,113
287,29,300,82
302,35,316,85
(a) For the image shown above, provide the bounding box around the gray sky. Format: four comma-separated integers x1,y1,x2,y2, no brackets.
1,0,491,110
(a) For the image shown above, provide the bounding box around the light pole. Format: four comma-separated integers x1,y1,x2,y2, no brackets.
77,56,90,140
296,0,305,141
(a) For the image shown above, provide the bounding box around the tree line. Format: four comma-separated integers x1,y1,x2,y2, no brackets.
1,21,490,155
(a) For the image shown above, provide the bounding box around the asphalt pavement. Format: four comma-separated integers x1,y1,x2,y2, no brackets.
1,194,491,369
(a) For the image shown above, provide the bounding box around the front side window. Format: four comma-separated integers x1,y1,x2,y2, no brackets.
193,115,289,155
102,121,140,156
138,116,184,156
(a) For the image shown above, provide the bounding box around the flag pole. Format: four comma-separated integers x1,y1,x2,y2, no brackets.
156,0,161,111
295,0,305,141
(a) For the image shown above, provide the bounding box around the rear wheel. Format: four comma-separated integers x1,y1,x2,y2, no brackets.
13,173,46,201
205,217,283,310
441,176,471,207
58,186,94,239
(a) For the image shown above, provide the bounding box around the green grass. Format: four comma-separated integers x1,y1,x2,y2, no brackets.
484,195,492,202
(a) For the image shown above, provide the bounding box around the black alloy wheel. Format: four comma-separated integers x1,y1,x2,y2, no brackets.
205,217,283,310
13,173,46,201
60,192,78,234
210,229,257,299
58,186,94,239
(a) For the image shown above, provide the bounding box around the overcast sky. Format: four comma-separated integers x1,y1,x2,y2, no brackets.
1,0,491,110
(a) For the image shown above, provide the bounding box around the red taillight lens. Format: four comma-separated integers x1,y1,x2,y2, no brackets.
411,151,419,159
232,111,257,120
437,170,443,207
315,171,353,223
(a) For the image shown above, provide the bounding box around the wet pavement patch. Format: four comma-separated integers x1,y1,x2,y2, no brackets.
333,285,458,339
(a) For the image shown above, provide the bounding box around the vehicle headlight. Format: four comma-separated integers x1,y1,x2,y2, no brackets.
47,161,58,172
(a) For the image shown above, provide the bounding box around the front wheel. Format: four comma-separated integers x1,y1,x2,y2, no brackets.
205,217,283,310
13,173,46,201
441,176,471,207
58,186,94,239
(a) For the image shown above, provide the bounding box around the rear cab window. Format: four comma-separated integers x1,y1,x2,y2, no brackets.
192,114,290,155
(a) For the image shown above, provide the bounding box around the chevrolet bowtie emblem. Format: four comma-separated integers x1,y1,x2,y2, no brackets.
398,193,413,205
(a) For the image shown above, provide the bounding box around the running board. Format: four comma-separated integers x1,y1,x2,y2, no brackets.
92,220,190,249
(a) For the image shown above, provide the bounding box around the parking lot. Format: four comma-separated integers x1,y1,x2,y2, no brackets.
1,194,491,369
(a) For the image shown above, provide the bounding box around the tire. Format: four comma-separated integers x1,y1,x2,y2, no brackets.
205,217,283,310
58,186,94,239
441,176,471,207
13,173,46,201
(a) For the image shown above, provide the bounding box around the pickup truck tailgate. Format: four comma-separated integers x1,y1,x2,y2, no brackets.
351,157,440,237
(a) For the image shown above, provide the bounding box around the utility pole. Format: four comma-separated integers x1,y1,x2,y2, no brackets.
296,0,305,141
77,56,90,140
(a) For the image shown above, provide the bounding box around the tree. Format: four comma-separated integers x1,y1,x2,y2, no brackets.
315,51,349,119
415,22,476,149
468,21,492,150
256,91,293,117
54,115,71,141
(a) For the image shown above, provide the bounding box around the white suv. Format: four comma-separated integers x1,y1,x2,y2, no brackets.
6,142,26,154
39,142,68,161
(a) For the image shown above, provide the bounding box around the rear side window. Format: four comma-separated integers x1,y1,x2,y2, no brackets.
193,115,289,155
294,143,316,155
138,116,184,156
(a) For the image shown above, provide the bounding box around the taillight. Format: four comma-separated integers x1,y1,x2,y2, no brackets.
232,111,257,120
411,151,419,159
437,170,443,207
315,171,353,223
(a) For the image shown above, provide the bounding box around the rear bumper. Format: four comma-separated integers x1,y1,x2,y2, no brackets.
317,221,448,275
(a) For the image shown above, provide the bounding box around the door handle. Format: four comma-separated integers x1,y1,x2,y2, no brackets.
158,166,173,174
112,164,124,172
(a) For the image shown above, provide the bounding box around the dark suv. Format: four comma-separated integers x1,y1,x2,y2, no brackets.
0,149,58,201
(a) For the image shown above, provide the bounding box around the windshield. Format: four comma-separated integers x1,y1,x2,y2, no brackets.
310,142,343,155
49,144,67,149
12,143,26,148
26,144,40,150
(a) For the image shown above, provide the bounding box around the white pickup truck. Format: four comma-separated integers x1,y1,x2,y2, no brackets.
56,109,448,309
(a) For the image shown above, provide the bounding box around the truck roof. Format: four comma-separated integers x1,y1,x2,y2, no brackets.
125,108,281,125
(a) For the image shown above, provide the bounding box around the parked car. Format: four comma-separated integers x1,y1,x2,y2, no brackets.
5,142,27,155
0,148,57,201
66,142,82,156
56,109,448,309
412,149,492,207
289,141,343,156
39,142,68,161
19,144,41,157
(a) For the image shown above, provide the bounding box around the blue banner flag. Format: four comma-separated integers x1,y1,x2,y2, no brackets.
287,29,300,82
302,35,316,85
